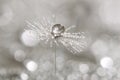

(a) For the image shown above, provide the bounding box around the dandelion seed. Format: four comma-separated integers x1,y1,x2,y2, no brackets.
25,15,90,54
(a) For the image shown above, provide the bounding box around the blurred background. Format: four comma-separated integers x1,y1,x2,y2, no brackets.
0,0,120,80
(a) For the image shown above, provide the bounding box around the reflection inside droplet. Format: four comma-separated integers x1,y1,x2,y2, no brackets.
51,24,65,39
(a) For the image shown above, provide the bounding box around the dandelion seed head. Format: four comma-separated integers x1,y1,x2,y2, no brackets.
25,15,90,54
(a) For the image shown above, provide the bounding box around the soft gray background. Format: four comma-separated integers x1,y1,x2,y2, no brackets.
0,0,120,80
